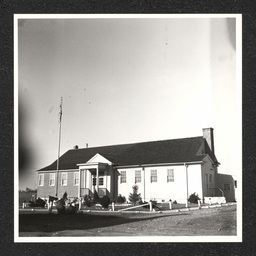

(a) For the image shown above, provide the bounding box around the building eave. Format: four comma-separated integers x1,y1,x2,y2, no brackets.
36,168,79,173
115,161,204,169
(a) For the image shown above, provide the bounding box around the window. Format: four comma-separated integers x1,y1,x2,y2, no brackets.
135,170,141,183
167,169,174,182
99,177,104,186
120,171,126,183
61,173,67,186
38,174,44,186
49,173,55,186
93,177,104,186
151,170,157,183
74,172,79,186
209,174,212,183
224,183,231,191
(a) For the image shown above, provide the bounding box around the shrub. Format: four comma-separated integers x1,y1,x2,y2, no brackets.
188,192,200,204
35,197,46,208
28,198,46,208
100,195,111,208
28,201,36,207
83,195,92,207
93,191,100,203
173,200,177,204
128,185,142,205
116,194,126,204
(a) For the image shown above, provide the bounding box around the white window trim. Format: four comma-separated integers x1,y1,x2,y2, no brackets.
74,172,79,186
151,170,157,183
99,177,104,186
167,169,174,182
120,171,126,184
38,174,44,186
61,172,68,186
49,173,55,186
135,170,141,183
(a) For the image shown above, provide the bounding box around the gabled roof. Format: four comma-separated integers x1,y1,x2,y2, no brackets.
37,136,219,171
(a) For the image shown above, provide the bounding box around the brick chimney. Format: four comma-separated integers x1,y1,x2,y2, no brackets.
203,128,215,154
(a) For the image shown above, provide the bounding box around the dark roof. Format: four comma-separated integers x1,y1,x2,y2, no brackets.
37,136,219,171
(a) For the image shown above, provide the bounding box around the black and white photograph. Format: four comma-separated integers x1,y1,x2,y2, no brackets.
15,14,242,242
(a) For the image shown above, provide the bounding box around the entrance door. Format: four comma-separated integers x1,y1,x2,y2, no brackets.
92,175,105,196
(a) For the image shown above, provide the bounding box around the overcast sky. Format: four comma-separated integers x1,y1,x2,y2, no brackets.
17,15,241,190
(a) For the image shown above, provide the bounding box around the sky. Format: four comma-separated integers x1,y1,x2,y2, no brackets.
16,15,241,190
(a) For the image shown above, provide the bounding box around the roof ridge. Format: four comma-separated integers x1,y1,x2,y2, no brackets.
71,136,204,150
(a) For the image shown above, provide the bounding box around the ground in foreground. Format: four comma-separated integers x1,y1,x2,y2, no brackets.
19,205,236,237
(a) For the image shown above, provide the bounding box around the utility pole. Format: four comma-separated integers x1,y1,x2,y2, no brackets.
185,163,189,208
55,97,63,197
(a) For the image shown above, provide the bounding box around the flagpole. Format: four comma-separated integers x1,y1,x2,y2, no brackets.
55,97,63,197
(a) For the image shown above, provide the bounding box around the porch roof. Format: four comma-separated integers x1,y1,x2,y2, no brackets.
37,136,219,172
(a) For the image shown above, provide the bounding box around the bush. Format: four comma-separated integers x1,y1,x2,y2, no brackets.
93,191,100,204
173,200,177,204
35,197,46,208
128,185,142,205
83,195,92,207
28,198,46,208
100,195,111,208
188,192,200,204
116,194,126,204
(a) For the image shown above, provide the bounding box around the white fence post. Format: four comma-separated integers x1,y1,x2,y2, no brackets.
79,199,82,210
48,201,53,213
198,199,201,209
149,201,152,211
112,202,115,211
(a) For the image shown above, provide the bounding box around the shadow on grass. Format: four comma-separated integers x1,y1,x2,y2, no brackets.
19,212,189,233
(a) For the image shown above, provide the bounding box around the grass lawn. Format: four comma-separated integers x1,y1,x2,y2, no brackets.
19,204,237,237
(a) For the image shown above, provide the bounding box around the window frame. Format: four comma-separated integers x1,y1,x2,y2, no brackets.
150,169,157,183
74,172,79,186
167,169,174,182
120,171,126,184
61,172,68,186
38,174,44,186
209,174,212,183
99,177,104,186
49,173,55,186
135,170,141,183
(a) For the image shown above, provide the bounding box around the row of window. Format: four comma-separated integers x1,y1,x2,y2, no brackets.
120,169,175,184
38,172,79,187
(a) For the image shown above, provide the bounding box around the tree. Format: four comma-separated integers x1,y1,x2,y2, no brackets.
128,185,142,205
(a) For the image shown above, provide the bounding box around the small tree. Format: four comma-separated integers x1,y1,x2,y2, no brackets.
128,185,142,205
188,192,200,204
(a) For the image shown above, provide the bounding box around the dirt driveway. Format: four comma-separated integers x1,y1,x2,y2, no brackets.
19,204,236,237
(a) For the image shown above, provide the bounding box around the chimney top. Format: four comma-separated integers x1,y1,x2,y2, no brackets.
73,145,79,149
203,128,215,154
